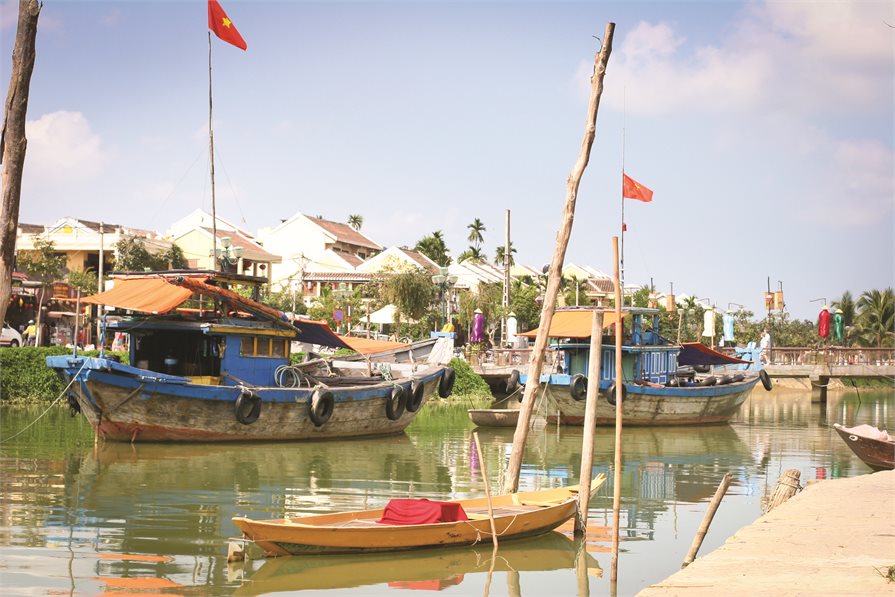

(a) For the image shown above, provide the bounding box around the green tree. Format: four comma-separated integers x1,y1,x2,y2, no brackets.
414,231,451,267
509,281,541,332
16,238,66,346
458,246,486,264
348,214,364,231
114,237,186,271
855,288,894,348
493,242,516,267
67,269,98,296
466,218,486,250
366,270,437,339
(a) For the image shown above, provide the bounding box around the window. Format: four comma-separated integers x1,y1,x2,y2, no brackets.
239,335,288,358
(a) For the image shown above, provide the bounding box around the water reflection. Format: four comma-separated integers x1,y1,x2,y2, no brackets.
0,388,892,596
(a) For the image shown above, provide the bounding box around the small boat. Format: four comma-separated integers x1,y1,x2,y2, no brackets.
232,475,606,556
833,423,895,471
468,408,520,427
233,531,601,594
519,308,770,426
46,272,454,442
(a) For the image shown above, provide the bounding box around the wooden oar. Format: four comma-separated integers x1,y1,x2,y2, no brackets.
473,431,499,548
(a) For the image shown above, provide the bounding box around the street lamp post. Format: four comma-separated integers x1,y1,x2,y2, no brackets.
213,236,244,273
431,267,458,330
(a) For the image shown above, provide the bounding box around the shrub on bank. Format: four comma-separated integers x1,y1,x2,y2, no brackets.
448,357,491,398
0,348,128,404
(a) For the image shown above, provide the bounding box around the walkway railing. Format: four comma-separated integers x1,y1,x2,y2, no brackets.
765,347,895,367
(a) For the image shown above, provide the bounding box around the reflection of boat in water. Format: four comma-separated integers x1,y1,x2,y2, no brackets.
232,477,605,555
233,531,600,594
833,423,895,471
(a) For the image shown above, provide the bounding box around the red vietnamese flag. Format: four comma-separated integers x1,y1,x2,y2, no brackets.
208,0,247,51
622,173,653,202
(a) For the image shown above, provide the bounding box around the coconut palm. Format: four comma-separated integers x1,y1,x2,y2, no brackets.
855,288,894,348
466,218,486,250
493,242,516,267
347,214,364,231
458,246,486,263
414,230,451,267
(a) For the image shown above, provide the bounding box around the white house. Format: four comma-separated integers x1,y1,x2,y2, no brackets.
357,246,440,275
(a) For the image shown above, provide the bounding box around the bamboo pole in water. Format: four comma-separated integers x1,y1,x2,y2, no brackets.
473,431,499,549
576,309,603,535
503,22,615,495
610,236,623,583
681,472,732,568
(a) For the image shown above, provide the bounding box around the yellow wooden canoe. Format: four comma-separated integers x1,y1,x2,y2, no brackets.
232,474,606,556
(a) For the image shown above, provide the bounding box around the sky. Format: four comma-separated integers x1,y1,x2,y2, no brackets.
1,0,892,321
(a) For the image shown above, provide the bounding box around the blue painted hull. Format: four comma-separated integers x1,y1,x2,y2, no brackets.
47,355,447,442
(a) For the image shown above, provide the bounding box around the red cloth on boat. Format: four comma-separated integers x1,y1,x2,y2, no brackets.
378,499,469,525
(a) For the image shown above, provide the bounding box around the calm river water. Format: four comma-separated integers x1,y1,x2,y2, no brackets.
1,388,892,597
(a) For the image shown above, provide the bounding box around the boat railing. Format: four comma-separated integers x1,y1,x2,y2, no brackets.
465,347,540,368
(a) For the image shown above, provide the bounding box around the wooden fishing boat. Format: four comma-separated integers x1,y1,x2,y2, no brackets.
833,423,895,471
232,475,605,556
468,408,520,427
233,531,601,594
520,308,769,426
46,272,454,442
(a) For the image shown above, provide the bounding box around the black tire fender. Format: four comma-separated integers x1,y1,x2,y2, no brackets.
438,368,456,398
505,369,521,394
235,389,262,425
604,381,627,406
407,380,425,413
718,375,732,385
731,373,745,383
697,376,717,387
309,389,335,427
569,374,588,402
386,386,407,420
759,369,772,391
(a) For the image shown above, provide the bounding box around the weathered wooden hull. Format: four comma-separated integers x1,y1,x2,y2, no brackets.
468,408,520,427
232,476,606,556
834,424,895,471
48,356,446,442
544,378,759,426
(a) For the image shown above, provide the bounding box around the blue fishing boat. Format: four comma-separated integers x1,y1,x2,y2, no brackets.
519,308,770,426
46,272,454,442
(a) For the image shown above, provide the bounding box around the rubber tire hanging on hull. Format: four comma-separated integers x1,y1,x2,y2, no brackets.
235,389,262,425
505,369,521,394
604,381,627,407
386,386,407,420
407,381,425,413
309,389,335,427
438,368,456,398
569,374,588,402
759,369,773,391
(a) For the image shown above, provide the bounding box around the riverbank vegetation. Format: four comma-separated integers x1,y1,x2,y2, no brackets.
0,347,127,404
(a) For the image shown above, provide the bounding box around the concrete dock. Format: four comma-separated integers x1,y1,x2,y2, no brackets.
638,470,895,596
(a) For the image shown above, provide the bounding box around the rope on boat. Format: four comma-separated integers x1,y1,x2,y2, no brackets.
464,513,521,542
1,358,90,445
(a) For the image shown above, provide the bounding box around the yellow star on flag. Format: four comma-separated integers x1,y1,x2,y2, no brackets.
222,17,232,28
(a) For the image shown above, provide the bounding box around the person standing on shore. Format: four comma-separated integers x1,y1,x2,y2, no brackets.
23,320,36,346
759,329,771,364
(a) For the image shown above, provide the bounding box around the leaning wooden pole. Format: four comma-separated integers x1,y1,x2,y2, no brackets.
0,0,41,326
610,236,623,582
503,22,615,494
473,431,499,548
681,472,732,568
575,309,603,535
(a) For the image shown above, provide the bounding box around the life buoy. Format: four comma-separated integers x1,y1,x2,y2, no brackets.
759,369,772,391
438,368,456,398
309,389,334,427
604,381,627,406
386,386,407,420
731,373,745,383
505,369,521,394
235,389,262,425
569,374,588,402
407,380,425,413
718,375,732,385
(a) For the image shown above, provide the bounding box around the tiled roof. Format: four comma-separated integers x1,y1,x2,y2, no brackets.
203,228,281,262
303,272,374,282
308,216,382,250
398,247,440,274
339,252,365,268
18,223,44,234
586,278,615,293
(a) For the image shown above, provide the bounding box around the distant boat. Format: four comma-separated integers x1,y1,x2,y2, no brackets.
46,272,454,442
468,407,520,427
518,308,770,426
232,475,605,556
833,423,895,471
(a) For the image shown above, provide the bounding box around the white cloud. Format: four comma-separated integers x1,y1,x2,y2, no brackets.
25,111,107,179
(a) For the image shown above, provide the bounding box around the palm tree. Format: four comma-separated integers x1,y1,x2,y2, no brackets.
466,218,486,250
414,230,451,267
832,291,856,328
347,214,364,231
855,288,894,348
458,246,485,263
493,242,516,267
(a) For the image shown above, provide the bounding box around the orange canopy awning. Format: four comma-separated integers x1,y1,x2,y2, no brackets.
81,278,194,314
519,310,626,339
338,335,410,355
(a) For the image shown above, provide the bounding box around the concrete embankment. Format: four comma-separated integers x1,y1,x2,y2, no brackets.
639,470,895,596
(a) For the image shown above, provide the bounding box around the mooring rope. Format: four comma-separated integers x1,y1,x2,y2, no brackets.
1,359,89,445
